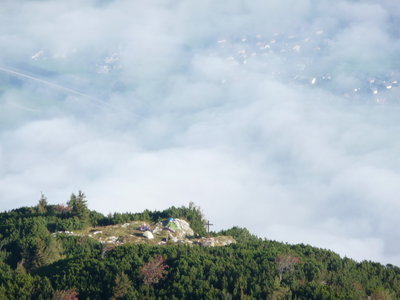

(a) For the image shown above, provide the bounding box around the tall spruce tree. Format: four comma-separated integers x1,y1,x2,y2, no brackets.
37,193,48,214
67,191,89,225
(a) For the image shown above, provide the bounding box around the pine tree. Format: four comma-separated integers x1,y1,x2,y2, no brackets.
37,193,48,214
113,272,132,299
22,220,63,270
68,191,89,224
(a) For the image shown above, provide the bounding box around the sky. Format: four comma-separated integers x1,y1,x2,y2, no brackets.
1,0,400,265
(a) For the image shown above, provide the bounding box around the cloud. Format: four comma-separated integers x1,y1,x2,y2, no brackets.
1,0,400,265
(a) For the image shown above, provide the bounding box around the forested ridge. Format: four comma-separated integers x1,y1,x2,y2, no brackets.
0,192,399,299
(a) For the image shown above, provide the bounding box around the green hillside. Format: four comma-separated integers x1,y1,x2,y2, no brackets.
0,192,399,299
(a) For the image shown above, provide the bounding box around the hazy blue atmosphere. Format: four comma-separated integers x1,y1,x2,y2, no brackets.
1,0,400,265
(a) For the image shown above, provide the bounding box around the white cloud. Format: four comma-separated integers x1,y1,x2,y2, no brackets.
1,0,400,265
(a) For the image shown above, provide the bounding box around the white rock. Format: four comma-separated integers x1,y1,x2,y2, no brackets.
143,231,154,240
107,236,118,243
152,226,162,234
174,219,194,237
200,239,215,247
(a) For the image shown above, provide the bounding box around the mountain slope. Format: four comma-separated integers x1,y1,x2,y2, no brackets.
0,196,399,299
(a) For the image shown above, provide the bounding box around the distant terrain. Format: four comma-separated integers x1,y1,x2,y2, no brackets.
0,192,399,299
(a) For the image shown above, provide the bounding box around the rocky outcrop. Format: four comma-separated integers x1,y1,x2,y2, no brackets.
143,231,154,239
62,218,235,248
153,218,194,238
171,219,194,238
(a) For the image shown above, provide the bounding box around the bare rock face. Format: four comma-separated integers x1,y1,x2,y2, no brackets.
154,218,194,239
143,231,154,240
69,217,235,248
200,238,215,247
174,219,194,238
152,225,162,234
